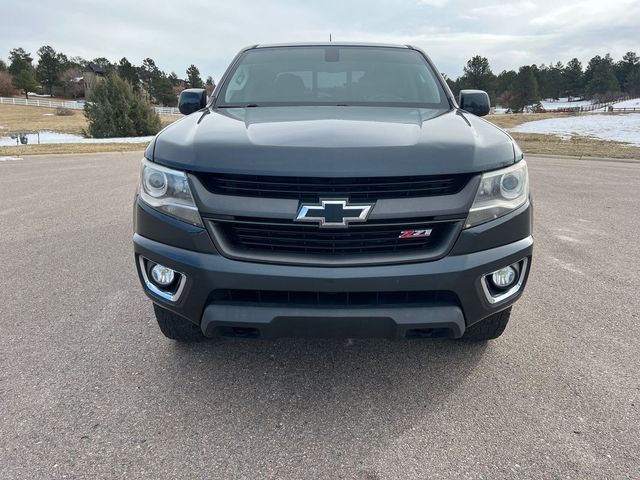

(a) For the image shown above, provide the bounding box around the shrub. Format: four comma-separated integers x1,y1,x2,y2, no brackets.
84,74,161,138
55,107,74,116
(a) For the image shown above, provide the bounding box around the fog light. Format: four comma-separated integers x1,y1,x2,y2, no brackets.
150,264,175,286
491,266,517,288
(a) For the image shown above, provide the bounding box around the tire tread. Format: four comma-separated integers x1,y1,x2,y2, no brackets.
462,307,511,341
153,304,208,342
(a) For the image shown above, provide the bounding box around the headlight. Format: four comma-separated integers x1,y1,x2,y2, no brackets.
465,160,529,228
139,158,203,227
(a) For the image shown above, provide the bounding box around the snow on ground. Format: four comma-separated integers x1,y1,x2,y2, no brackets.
541,98,591,111
0,131,153,147
509,113,640,146
0,156,22,161
608,98,640,109
581,98,640,113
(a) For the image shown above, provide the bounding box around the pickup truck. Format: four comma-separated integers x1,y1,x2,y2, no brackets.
134,43,533,342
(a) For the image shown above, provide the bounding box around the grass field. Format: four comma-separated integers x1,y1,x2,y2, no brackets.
2,105,639,159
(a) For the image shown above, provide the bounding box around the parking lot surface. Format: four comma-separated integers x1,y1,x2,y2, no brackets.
1,152,639,479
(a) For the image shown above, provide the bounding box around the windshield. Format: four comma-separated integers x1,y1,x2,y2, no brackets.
216,46,450,108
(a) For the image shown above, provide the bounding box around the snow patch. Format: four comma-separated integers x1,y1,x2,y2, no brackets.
0,131,153,146
0,156,22,161
541,98,591,111
610,98,640,109
509,114,640,146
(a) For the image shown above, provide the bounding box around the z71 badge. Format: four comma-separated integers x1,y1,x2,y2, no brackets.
398,229,433,239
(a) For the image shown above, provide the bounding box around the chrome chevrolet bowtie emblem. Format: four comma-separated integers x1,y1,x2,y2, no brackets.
295,199,374,228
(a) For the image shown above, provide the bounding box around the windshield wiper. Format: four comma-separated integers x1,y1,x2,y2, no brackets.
217,103,261,108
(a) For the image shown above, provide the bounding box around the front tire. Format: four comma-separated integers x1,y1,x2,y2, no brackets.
153,304,208,342
462,307,511,341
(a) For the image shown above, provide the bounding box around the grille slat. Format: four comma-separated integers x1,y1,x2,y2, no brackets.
197,173,471,200
214,219,452,256
235,234,422,245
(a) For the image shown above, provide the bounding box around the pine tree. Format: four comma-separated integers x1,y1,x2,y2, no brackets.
616,52,638,93
625,67,640,95
586,61,620,99
495,69,517,101
563,58,584,98
117,57,140,91
186,64,204,89
8,48,33,76
459,56,496,103
12,69,38,99
36,45,68,96
84,74,161,138
508,66,539,112
153,74,178,106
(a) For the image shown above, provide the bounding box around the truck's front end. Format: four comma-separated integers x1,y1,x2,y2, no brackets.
134,44,532,342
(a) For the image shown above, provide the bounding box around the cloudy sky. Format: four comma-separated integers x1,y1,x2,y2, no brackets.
1,0,639,81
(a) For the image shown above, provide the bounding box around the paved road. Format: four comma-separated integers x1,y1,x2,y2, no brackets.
1,152,639,479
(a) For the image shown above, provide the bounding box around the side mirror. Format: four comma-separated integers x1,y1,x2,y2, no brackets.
459,90,490,117
178,88,207,115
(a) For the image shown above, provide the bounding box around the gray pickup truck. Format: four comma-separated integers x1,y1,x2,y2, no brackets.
134,43,533,342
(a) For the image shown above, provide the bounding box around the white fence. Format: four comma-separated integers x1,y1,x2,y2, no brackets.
0,96,181,116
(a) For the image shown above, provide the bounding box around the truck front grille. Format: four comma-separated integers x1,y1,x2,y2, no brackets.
207,217,463,266
196,172,471,201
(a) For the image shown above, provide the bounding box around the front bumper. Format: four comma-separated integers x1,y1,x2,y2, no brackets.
133,222,533,339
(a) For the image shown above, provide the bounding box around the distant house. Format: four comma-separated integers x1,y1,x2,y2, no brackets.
84,63,105,97
175,78,189,89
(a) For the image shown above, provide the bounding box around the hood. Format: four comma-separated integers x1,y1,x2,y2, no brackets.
150,106,515,177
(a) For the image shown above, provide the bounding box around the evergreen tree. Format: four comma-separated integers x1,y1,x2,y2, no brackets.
508,66,539,112
459,56,496,103
495,69,517,100
444,75,459,97
563,58,584,98
90,57,115,75
8,48,34,76
36,45,68,96
186,64,204,89
540,62,565,99
84,74,161,138
586,60,620,98
117,57,140,91
139,57,161,100
153,74,178,106
168,72,180,86
615,52,638,93
0,59,6,71
625,67,640,95
67,56,88,70
12,69,38,99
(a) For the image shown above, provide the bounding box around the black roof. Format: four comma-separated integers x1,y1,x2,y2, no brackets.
86,63,105,75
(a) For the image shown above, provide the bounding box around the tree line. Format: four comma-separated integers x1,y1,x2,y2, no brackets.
445,52,640,112
0,45,214,106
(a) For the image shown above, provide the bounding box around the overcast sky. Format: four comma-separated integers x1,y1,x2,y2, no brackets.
1,0,639,81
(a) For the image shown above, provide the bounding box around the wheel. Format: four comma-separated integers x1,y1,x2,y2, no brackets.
153,304,208,342
462,307,512,341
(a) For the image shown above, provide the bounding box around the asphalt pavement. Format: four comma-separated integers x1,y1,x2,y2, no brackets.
1,152,639,479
